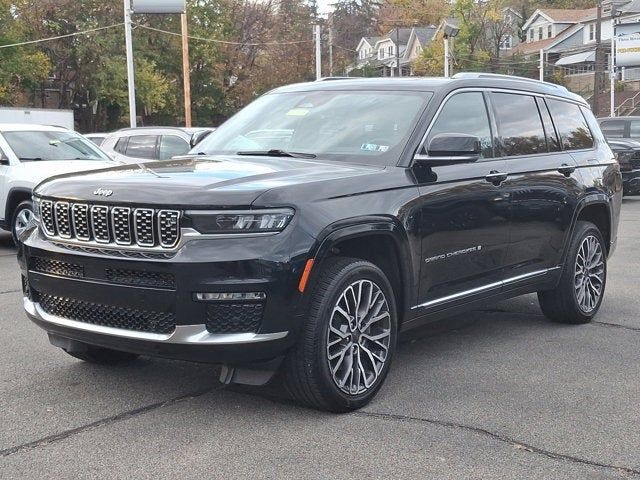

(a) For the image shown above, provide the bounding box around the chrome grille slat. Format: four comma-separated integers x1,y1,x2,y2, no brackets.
71,204,90,241
39,199,181,250
111,207,132,245
41,200,55,235
54,202,71,239
134,208,155,247
91,206,110,243
158,210,180,248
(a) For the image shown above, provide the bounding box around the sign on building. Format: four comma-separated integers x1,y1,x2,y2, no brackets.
131,0,186,14
616,22,640,67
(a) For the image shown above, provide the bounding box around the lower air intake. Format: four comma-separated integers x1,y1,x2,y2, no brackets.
38,292,176,334
205,302,264,334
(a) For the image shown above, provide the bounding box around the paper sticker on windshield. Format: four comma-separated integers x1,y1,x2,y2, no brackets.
361,143,389,152
286,108,309,116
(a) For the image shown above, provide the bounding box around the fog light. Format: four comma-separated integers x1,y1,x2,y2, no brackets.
194,292,266,302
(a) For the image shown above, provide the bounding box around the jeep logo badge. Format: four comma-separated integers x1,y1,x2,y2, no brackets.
93,188,113,197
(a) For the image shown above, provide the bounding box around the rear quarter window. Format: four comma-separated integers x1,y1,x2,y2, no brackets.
546,99,594,150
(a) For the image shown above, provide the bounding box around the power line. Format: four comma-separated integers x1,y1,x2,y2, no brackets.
0,23,124,49
135,24,313,46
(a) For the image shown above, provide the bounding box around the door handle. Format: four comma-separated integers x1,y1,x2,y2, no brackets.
485,171,508,185
557,164,576,177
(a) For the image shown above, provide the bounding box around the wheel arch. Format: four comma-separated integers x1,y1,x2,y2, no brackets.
307,217,416,327
5,187,32,225
573,195,612,255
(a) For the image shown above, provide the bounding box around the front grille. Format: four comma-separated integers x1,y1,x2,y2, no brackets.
105,268,176,289
205,302,264,334
38,292,176,334
31,257,84,278
39,199,181,249
21,275,32,300
631,153,640,169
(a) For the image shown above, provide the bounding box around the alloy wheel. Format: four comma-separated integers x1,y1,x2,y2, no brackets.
574,235,605,313
14,207,33,239
326,279,392,395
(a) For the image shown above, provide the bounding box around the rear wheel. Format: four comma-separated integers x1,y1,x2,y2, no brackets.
11,200,33,244
283,257,397,412
64,345,140,365
538,221,607,324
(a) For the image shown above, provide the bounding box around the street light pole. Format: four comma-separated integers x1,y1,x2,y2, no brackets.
395,27,401,77
315,25,321,80
181,12,192,127
611,16,616,117
124,0,137,128
444,37,449,77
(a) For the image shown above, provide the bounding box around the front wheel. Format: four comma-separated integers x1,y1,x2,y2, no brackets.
283,257,397,412
11,200,33,245
538,221,607,324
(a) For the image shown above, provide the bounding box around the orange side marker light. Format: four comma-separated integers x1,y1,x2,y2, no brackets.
298,258,314,293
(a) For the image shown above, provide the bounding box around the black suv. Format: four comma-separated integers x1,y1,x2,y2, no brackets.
18,74,622,412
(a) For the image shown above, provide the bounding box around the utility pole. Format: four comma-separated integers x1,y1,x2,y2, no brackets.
539,49,544,81
329,24,333,77
315,25,321,80
181,12,192,127
395,27,401,77
610,13,617,117
124,0,137,128
444,37,449,77
594,1,603,116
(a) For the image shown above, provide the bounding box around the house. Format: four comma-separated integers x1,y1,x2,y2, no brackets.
498,7,523,52
352,26,437,76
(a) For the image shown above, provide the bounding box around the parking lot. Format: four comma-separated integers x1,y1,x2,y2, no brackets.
0,199,637,479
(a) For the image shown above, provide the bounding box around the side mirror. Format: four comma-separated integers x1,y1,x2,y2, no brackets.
415,133,481,166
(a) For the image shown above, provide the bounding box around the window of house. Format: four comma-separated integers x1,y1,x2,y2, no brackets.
538,26,543,40
547,25,552,38
589,24,595,41
501,36,512,50
529,29,534,41
427,92,493,158
492,93,547,156
546,99,594,150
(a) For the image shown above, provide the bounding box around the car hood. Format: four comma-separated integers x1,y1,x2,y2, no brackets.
607,138,640,150
18,160,117,185
34,155,384,207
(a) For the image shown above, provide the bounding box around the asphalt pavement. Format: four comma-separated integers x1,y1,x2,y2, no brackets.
1,198,640,479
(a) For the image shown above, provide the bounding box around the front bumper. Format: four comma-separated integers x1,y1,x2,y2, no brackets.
19,226,313,364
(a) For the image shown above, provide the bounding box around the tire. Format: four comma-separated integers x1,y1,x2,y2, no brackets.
64,345,140,365
283,257,398,412
538,221,607,324
11,200,33,245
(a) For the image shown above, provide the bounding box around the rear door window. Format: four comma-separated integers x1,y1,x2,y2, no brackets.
599,120,626,138
124,135,158,159
114,137,128,154
491,93,547,156
629,121,640,139
546,99,594,150
159,135,190,160
427,92,493,158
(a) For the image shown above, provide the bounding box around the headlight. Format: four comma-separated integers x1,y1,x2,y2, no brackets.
615,151,634,172
188,208,294,234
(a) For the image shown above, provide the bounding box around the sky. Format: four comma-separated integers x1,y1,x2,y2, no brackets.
317,0,333,16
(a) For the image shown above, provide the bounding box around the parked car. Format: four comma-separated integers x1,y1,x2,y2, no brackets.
19,74,621,412
605,138,640,195
100,127,215,163
598,115,640,140
84,133,109,147
0,124,116,243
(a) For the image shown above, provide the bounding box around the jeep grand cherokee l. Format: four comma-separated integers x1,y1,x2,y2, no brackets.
18,74,622,412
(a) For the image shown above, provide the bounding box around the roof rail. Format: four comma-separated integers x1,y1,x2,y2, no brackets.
314,76,357,81
452,72,569,92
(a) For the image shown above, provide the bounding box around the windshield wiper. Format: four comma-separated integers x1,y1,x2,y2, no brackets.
236,149,316,159
19,157,43,161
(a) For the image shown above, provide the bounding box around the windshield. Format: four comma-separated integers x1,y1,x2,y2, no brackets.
193,90,432,165
3,130,111,161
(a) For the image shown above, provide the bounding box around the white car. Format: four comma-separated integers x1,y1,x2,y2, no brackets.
0,124,117,243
